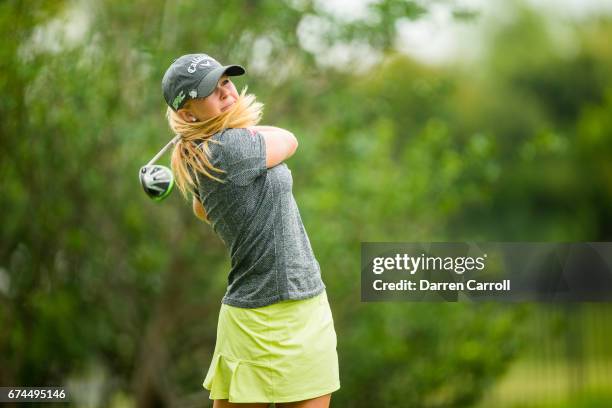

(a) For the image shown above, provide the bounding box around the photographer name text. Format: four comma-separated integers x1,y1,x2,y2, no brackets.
371,253,510,292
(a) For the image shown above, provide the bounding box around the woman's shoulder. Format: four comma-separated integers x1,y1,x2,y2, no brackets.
205,128,254,156
212,127,253,141
209,128,260,154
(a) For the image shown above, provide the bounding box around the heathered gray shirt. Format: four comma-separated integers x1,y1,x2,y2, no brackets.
196,127,325,308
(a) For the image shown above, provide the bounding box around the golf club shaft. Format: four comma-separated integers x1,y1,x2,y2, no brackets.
146,134,181,166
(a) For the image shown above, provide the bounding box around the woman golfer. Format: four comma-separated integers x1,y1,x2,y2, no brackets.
161,53,340,407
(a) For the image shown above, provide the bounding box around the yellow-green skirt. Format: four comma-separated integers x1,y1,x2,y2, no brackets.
203,290,340,403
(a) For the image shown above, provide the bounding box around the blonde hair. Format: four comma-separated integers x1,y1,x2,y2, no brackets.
167,87,263,221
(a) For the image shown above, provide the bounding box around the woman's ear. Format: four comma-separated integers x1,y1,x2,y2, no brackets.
177,108,197,123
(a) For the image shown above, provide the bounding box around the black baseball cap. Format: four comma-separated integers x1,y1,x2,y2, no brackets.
162,53,245,111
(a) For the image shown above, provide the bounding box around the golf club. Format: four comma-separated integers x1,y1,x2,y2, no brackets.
139,134,181,201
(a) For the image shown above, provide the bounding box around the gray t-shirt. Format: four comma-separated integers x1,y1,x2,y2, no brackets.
196,127,325,308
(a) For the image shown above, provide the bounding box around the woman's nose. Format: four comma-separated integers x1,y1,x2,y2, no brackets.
218,84,229,98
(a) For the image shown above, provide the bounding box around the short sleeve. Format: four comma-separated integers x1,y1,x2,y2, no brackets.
219,128,267,186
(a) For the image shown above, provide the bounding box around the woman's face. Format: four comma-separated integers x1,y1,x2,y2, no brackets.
179,75,239,122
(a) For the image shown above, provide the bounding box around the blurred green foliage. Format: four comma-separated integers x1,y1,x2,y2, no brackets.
1,0,612,407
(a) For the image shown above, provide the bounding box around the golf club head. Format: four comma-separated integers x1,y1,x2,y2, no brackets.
139,164,174,201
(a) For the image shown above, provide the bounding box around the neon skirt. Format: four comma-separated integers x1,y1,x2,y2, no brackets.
203,290,341,403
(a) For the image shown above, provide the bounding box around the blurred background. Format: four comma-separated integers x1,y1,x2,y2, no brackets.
1,0,612,407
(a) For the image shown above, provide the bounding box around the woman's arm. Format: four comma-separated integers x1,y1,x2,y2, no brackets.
250,125,286,132
250,126,298,168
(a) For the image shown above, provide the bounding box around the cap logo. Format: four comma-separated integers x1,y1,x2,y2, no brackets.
189,90,197,98
172,90,186,110
187,55,216,73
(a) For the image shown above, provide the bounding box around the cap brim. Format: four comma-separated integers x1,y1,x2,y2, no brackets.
196,65,245,99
